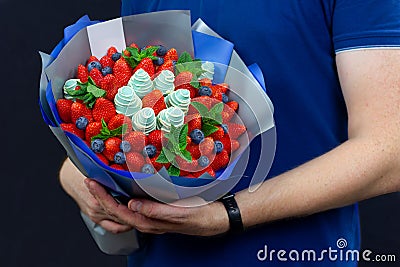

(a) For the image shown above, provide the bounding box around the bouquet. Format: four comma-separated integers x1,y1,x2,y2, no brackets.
39,11,275,204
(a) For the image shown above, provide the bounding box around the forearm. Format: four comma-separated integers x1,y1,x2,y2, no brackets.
236,135,400,228
59,158,88,205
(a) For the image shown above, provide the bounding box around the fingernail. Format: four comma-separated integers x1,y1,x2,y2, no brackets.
130,201,142,212
84,179,89,187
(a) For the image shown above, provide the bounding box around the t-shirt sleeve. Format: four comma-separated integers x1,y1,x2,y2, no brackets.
333,0,400,53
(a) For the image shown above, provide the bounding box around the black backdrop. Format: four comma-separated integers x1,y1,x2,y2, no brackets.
0,0,398,266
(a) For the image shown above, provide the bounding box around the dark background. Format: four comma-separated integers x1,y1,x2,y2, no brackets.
0,0,398,266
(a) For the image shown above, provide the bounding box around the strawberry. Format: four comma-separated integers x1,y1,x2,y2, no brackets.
212,90,223,101
210,126,224,141
219,136,232,154
92,98,116,123
164,48,178,61
96,153,110,166
87,56,99,65
133,58,155,78
77,64,89,83
193,166,215,178
227,101,239,112
126,152,145,172
85,121,102,141
70,102,93,124
110,164,126,171
210,149,229,171
89,68,103,86
56,99,73,123
129,42,139,49
60,123,84,139
174,71,193,87
227,123,246,139
124,131,147,152
176,156,199,173
186,136,192,146
113,58,132,87
199,137,215,156
176,83,197,98
103,137,122,161
147,130,163,151
108,114,133,132
99,74,118,101
222,104,235,122
123,49,131,57
185,113,202,134
192,96,220,110
231,139,240,152
187,144,201,159
199,78,212,87
100,55,114,68
141,90,166,116
156,59,174,75
214,83,229,94
146,155,170,171
107,46,118,57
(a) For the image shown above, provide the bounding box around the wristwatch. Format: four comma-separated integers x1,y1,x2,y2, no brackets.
219,193,244,234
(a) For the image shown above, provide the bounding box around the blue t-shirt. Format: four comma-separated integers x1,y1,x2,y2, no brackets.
121,1,400,266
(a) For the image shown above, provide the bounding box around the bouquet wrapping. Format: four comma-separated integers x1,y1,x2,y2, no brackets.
39,11,275,204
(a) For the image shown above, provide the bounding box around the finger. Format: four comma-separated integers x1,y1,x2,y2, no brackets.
98,219,134,234
86,179,137,225
128,199,188,222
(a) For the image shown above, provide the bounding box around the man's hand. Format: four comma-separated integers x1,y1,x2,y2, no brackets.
85,178,230,236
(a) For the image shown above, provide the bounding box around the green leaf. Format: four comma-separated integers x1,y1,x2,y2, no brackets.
190,102,209,117
156,149,170,163
163,148,176,162
123,55,138,69
144,46,159,57
210,102,224,115
180,149,192,162
177,51,193,64
168,165,181,176
202,123,219,137
87,83,106,98
178,124,188,150
110,125,124,136
203,117,222,126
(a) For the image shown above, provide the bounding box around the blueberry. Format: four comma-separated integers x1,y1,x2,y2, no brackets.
190,129,205,144
214,140,224,154
153,57,164,66
91,139,104,153
141,164,155,174
156,45,167,56
111,52,121,62
87,61,102,72
101,66,113,76
198,156,210,167
198,86,212,97
114,152,126,165
143,144,157,158
75,116,88,130
222,93,229,103
221,124,229,134
120,140,131,153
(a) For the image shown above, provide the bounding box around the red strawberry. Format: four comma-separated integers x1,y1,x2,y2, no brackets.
185,113,202,134
103,137,122,161
133,58,155,78
85,121,102,141
212,90,223,101
60,123,84,139
77,64,89,83
108,114,133,132
176,156,199,173
219,136,232,154
99,74,119,101
107,46,118,57
174,71,193,87
199,137,215,156
222,104,235,122
100,55,114,68
231,139,240,152
164,48,178,61
89,68,103,86
214,83,229,94
124,131,147,152
227,123,246,139
187,144,201,160
113,58,132,87
129,42,139,49
186,136,192,146
87,56,99,65
146,155,170,171
147,130,163,151
141,90,166,116
110,164,126,171
56,99,73,123
126,152,146,172
192,96,220,110
156,59,174,75
123,49,131,57
70,102,93,124
176,83,197,98
92,98,116,123
199,78,212,87
193,166,215,178
210,126,224,141
96,153,110,166
227,101,239,112
210,149,229,171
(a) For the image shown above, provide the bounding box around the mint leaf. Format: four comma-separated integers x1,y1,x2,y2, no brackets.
163,147,176,162
203,117,222,126
144,46,159,57
179,124,188,150
177,51,193,64
168,165,180,176
180,150,192,162
87,83,106,98
190,102,209,117
202,123,219,137
156,149,169,163
210,102,224,115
